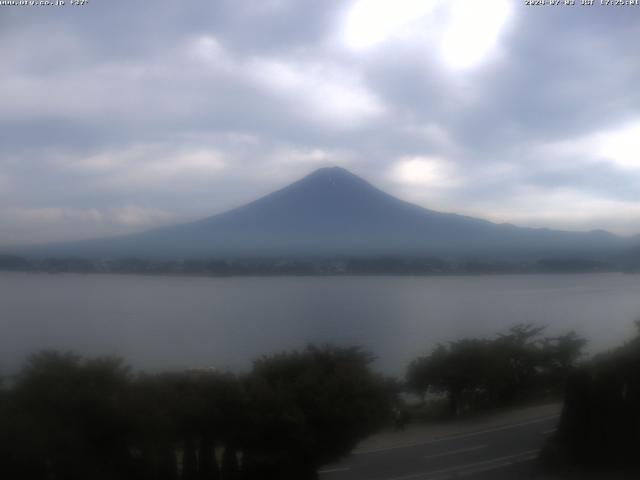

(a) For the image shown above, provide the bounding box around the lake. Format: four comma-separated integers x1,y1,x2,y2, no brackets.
1,272,640,377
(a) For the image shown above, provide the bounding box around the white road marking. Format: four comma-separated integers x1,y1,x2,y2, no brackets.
355,414,559,455
318,466,351,474
429,450,539,480
384,449,539,480
541,428,557,435
423,444,487,460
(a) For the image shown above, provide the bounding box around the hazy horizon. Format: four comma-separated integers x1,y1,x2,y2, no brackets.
5,166,639,250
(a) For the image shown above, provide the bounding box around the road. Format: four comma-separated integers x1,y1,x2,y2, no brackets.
318,409,559,480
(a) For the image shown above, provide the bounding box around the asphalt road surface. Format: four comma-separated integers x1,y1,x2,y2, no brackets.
318,413,559,480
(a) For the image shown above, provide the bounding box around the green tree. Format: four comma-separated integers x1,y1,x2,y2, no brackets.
407,325,586,417
7,351,135,480
242,345,393,479
408,339,495,416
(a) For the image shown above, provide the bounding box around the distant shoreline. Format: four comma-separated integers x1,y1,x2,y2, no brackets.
0,255,640,278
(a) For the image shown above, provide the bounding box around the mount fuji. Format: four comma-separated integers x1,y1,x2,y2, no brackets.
19,167,632,260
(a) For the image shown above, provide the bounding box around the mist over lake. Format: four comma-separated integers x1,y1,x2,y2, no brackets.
2,272,639,377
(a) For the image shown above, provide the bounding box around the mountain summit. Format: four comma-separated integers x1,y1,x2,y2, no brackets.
24,167,629,259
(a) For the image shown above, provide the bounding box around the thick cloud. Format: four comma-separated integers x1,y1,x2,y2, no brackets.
1,0,640,245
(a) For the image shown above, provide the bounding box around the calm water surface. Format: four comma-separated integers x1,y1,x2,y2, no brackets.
2,272,640,376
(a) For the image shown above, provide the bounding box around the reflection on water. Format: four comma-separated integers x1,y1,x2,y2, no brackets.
1,272,640,376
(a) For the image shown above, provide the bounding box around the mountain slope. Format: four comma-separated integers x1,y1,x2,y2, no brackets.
20,167,633,259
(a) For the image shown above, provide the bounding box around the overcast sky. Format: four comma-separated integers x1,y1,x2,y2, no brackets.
1,0,639,246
